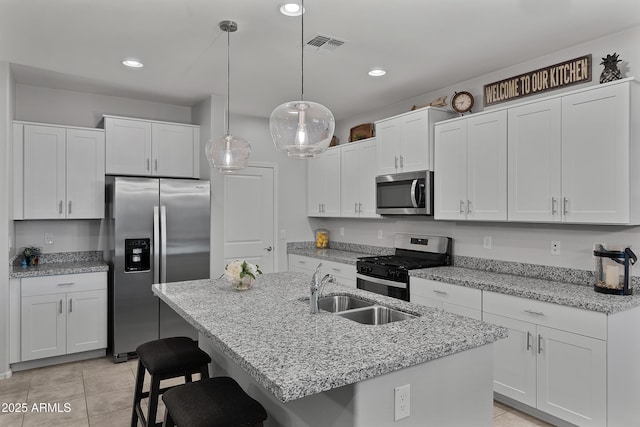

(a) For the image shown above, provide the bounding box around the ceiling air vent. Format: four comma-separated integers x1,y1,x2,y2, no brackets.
304,34,345,54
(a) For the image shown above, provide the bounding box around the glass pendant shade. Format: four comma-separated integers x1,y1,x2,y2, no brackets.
206,133,251,173
270,100,335,158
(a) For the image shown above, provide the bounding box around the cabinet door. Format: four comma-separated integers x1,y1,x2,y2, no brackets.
105,118,152,175
341,143,360,217
357,139,380,218
466,111,507,221
508,99,562,222
288,254,315,274
152,123,196,178
323,149,342,216
562,83,630,223
376,118,401,175
66,289,107,354
66,129,105,219
21,294,66,361
537,326,606,427
400,110,430,172
23,125,66,219
483,313,537,407
434,120,467,220
307,156,323,216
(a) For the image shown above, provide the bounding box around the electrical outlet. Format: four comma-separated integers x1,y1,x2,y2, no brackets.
377,230,383,240
483,236,492,249
394,384,410,421
340,227,345,236
45,232,54,245
551,240,561,255
279,229,286,240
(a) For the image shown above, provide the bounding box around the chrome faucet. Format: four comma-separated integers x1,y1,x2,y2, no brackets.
310,263,335,313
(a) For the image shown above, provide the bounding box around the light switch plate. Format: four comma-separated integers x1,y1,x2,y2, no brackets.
377,230,383,240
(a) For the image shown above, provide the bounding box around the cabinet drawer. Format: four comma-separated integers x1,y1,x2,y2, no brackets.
21,272,107,297
483,291,606,340
322,260,356,281
288,254,316,272
411,278,482,311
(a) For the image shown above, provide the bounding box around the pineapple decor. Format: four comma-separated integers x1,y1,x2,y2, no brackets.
599,53,623,83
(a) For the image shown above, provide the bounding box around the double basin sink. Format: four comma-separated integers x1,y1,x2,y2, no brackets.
314,294,418,325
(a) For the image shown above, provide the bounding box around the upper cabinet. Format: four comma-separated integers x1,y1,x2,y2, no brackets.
14,122,105,220
507,79,639,224
104,116,200,178
375,108,453,175
434,110,508,221
307,148,341,217
340,138,379,218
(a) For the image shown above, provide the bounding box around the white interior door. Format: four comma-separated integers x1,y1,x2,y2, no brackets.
223,165,276,273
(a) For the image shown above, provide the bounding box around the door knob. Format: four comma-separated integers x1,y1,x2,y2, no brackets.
264,246,273,252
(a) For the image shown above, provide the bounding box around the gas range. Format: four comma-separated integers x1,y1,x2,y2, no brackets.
356,234,452,301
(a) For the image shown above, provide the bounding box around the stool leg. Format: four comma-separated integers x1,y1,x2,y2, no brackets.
147,375,161,427
131,361,145,427
163,407,176,427
185,373,193,383
200,364,210,379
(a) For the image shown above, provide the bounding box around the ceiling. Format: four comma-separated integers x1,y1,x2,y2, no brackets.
1,0,639,121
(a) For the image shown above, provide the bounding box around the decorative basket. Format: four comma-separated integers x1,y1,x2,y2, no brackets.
349,123,375,142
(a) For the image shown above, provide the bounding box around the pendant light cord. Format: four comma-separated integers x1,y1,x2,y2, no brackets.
226,24,231,135
300,0,304,102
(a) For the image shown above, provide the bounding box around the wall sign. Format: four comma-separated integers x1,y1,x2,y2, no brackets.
483,55,592,107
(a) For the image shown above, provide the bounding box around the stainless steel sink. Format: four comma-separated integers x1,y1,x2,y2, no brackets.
335,306,417,325
318,295,375,313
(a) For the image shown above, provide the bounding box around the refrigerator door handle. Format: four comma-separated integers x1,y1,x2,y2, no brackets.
160,205,167,283
153,206,160,284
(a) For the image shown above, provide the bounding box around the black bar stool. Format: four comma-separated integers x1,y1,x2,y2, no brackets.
131,337,211,427
162,376,268,427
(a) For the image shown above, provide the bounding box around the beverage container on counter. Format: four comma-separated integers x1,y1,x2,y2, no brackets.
316,229,329,248
593,243,637,295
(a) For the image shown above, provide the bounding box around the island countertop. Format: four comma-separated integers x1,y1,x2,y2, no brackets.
153,272,507,403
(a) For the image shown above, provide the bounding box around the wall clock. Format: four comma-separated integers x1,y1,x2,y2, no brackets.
451,91,474,114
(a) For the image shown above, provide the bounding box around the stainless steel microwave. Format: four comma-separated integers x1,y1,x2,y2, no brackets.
376,170,433,215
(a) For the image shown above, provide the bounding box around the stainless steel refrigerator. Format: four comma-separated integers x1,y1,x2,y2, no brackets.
104,176,210,362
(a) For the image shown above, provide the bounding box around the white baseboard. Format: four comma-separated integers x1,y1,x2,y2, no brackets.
10,349,106,372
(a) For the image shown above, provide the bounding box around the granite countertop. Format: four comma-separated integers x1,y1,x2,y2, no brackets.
9,251,108,278
287,241,393,265
153,271,507,402
412,266,640,315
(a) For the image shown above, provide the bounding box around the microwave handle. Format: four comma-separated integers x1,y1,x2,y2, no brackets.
410,179,422,208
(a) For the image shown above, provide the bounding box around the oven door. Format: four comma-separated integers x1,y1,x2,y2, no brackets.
376,170,433,215
356,273,409,301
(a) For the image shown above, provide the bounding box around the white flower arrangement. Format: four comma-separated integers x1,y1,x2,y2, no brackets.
224,260,262,283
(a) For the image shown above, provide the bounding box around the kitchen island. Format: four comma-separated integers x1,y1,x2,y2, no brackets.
153,272,507,427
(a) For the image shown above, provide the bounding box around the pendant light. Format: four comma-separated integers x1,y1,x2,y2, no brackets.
269,0,335,158
206,20,251,173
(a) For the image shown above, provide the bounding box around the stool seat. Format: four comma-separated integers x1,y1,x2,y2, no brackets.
131,337,211,427
137,336,211,375
162,377,267,427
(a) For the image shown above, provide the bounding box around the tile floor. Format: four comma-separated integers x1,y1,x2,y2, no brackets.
0,356,554,427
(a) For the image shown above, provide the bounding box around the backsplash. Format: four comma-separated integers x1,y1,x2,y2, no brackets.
287,241,394,256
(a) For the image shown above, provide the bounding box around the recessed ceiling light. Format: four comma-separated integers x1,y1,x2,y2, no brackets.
280,3,304,16
368,68,386,77
122,59,144,68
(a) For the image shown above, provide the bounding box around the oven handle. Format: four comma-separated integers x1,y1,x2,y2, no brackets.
356,273,407,289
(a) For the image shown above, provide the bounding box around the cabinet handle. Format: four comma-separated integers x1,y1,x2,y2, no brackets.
155,159,158,171
433,290,448,295
563,197,568,215
551,197,557,215
299,260,306,264
355,202,358,213
459,200,465,214
59,201,63,214
57,282,75,286
59,299,63,314
147,158,150,171
467,200,472,214
524,309,544,316
358,203,362,213
69,298,73,313
538,334,543,354
526,331,532,351
400,155,404,168
394,156,398,169
332,267,341,272
68,200,72,214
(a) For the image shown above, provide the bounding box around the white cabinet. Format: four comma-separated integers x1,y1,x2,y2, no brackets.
20,272,107,362
376,108,453,175
434,110,507,221
340,138,380,218
288,254,356,288
307,148,341,217
410,277,482,320
483,291,606,427
508,80,639,224
13,122,105,220
104,116,200,178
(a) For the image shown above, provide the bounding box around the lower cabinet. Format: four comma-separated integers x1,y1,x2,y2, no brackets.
484,291,606,427
20,272,107,362
288,254,356,288
409,277,482,320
